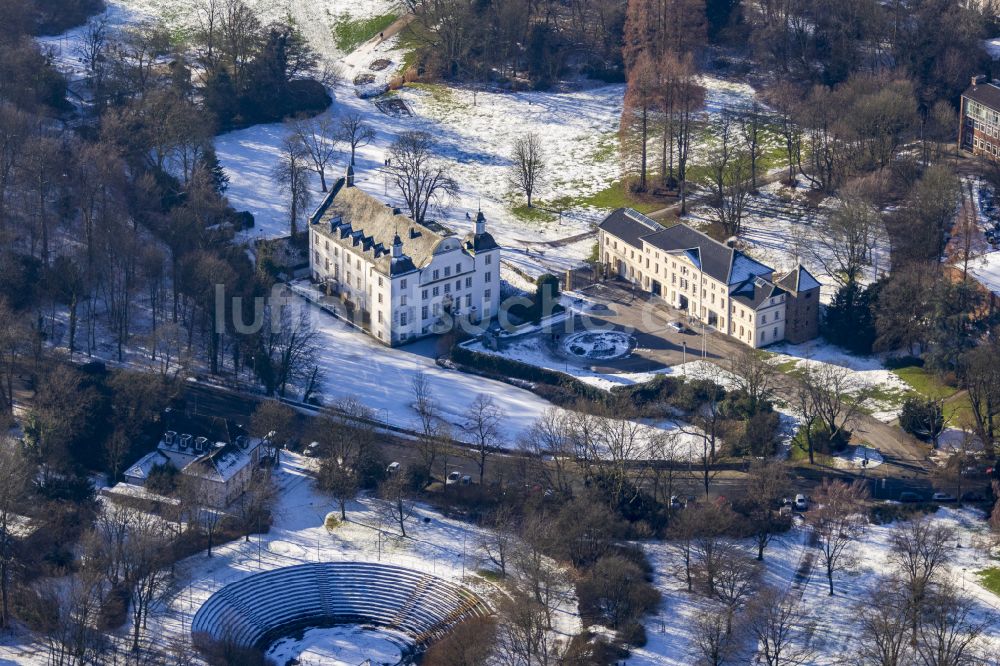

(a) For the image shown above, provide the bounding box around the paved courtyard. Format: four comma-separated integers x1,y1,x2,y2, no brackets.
523,280,746,375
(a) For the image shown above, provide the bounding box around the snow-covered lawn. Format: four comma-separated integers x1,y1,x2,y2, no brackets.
967,250,1000,297
145,451,579,658
266,625,408,665
291,287,706,459
768,339,912,423
631,507,1000,665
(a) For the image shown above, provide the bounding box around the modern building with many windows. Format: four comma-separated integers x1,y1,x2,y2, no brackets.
598,208,820,347
960,76,1000,160
308,166,501,346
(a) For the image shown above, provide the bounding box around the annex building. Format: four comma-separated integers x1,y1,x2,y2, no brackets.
598,208,820,347
960,75,1000,160
308,166,501,346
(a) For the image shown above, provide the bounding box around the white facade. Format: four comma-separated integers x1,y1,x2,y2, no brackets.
309,172,501,346
598,210,818,348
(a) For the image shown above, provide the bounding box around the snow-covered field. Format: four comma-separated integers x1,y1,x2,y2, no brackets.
768,339,912,423
631,507,1000,665
266,625,407,666
291,286,706,459
146,450,578,659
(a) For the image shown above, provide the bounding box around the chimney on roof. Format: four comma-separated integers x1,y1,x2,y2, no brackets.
345,163,355,187
391,233,403,259
973,74,987,88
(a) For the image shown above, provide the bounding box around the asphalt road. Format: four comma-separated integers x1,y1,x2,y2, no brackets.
182,380,952,502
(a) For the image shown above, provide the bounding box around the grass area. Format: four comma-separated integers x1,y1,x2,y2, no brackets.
787,435,834,466
476,569,505,583
332,12,398,53
891,365,959,401
545,180,663,215
890,362,976,428
977,568,1000,597
511,204,557,223
772,358,801,375
396,20,434,73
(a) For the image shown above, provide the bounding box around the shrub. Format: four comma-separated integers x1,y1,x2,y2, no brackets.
619,620,648,647
869,502,939,525
577,554,660,629
899,397,944,442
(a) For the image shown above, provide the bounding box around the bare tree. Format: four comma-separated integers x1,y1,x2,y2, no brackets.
714,548,759,634
889,517,955,635
385,131,457,224
320,461,358,521
519,408,577,499
813,184,882,288
379,473,415,537
737,100,769,191
249,400,296,461
121,511,174,652
463,393,503,485
853,577,914,666
743,459,791,560
479,504,517,578
669,501,701,592
412,372,446,484
494,591,555,666
691,605,737,666
233,468,278,541
508,133,545,208
692,500,736,596
746,586,815,666
803,361,873,451
337,112,375,165
806,478,869,595
0,441,31,628
271,135,312,236
729,347,777,415
915,582,991,666
704,111,753,237
289,114,339,192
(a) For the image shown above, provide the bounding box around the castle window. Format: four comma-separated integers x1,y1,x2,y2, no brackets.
485,254,492,265
401,279,408,289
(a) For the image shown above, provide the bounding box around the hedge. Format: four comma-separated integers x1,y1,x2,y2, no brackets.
451,345,606,404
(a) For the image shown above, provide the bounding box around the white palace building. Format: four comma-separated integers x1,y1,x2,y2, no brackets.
598,208,821,348
308,166,501,346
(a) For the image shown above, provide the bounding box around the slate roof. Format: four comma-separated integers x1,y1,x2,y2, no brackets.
597,208,664,248
776,265,821,293
731,276,786,310
964,82,1000,111
311,177,458,276
182,438,261,484
124,450,170,481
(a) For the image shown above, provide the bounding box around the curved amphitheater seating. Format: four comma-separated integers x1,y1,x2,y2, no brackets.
191,562,492,651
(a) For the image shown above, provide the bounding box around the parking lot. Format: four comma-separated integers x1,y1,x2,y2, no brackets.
546,280,745,373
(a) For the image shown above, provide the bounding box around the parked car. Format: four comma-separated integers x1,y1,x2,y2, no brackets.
793,494,809,511
669,495,685,509
386,462,401,475
931,492,956,502
446,471,463,485
668,321,686,333
460,474,472,486
303,441,320,457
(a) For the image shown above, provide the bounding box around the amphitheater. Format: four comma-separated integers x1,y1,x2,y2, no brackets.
190,561,492,663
